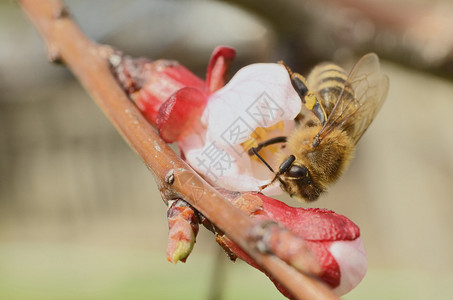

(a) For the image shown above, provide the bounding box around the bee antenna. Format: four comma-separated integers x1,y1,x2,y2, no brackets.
250,147,275,173
250,147,293,192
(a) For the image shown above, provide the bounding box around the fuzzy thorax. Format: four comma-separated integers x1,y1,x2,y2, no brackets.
276,126,355,201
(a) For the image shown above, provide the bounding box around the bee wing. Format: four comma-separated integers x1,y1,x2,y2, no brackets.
317,53,389,145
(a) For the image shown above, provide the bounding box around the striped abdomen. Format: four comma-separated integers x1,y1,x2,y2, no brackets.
306,63,355,117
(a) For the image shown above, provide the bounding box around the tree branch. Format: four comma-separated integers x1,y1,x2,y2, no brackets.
18,0,339,299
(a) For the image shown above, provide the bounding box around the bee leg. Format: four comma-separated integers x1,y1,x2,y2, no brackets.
247,136,287,156
280,61,327,125
259,180,275,191
305,93,327,125
259,174,288,192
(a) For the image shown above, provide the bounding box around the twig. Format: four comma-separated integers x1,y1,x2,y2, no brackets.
18,0,339,299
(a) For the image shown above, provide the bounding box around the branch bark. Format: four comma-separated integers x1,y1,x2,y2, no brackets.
18,0,339,299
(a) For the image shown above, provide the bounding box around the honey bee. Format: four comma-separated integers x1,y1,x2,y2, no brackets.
250,53,389,201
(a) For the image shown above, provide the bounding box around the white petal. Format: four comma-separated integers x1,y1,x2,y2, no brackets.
330,238,368,296
180,63,301,192
182,140,278,192
204,63,301,148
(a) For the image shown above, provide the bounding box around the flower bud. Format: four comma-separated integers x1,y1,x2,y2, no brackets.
166,199,199,264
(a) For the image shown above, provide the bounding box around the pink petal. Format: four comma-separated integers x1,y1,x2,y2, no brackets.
330,238,367,296
161,62,205,91
304,241,340,287
157,87,206,143
252,194,364,291
205,46,236,94
132,61,205,125
134,88,167,126
216,193,366,295
254,195,360,241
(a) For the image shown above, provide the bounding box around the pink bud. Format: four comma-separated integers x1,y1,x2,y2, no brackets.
166,200,199,264
219,192,367,297
114,46,235,130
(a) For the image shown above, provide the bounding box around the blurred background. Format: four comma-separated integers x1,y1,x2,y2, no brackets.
1,0,453,299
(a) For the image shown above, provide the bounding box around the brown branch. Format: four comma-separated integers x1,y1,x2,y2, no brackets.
18,0,339,299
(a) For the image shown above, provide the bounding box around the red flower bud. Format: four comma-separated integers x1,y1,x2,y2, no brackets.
166,199,199,264
114,46,235,139
218,192,366,297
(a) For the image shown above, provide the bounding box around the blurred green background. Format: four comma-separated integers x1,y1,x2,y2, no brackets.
1,0,453,299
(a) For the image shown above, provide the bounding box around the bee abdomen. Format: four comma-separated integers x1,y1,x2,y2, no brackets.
307,63,354,113
308,63,347,86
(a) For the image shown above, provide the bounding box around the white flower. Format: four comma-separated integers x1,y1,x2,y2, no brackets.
179,63,301,194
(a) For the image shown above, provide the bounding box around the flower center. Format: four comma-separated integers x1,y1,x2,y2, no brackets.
241,121,286,164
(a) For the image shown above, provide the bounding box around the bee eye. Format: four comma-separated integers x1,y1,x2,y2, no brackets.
287,165,308,178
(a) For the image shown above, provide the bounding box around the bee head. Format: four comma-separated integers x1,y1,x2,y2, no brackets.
276,156,324,202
